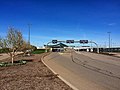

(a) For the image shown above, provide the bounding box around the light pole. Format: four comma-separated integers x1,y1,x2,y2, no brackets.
28,24,32,45
111,39,112,48
107,32,111,51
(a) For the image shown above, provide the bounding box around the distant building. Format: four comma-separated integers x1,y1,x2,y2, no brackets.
37,46,45,49
74,46,93,52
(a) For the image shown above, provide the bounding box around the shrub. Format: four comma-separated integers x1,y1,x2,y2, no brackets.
0,60,27,67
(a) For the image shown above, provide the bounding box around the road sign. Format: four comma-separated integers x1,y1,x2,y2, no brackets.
66,40,74,43
52,40,57,44
80,40,88,43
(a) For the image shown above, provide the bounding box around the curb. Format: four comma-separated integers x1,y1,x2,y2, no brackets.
41,53,79,90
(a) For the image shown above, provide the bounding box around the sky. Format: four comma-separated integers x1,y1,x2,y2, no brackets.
0,0,120,47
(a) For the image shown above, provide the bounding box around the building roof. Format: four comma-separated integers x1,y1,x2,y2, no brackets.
47,43,68,48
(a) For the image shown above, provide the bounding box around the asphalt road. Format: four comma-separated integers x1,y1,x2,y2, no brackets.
43,51,120,90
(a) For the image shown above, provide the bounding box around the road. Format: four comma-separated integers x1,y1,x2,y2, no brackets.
43,51,120,90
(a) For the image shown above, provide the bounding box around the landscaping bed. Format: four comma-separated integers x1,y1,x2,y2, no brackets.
0,53,73,90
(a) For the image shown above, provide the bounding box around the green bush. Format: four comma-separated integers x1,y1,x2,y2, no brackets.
0,62,12,67
18,60,27,65
0,60,27,67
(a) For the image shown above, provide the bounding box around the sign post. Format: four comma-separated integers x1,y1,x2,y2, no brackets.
46,40,99,53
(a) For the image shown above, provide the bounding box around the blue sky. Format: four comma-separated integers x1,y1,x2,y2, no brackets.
0,0,120,47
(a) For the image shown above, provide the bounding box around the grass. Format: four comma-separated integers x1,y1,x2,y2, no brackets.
31,49,46,54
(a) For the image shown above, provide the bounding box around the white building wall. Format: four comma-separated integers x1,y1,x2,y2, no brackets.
74,46,93,52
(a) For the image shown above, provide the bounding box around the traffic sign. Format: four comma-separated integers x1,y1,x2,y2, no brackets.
66,40,74,43
80,40,88,43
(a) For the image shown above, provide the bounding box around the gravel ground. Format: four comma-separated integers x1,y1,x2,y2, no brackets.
0,53,73,90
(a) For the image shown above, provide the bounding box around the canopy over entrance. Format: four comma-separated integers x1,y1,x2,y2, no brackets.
47,43,68,48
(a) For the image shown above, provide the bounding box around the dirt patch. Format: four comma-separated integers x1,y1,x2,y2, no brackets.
0,53,73,90
99,52,120,58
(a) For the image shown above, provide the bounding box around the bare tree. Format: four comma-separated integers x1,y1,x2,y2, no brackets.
20,40,31,56
0,27,24,64
0,36,3,47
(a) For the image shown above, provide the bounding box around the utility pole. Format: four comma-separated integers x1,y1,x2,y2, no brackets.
107,32,111,51
28,24,32,45
111,39,112,48
104,42,106,48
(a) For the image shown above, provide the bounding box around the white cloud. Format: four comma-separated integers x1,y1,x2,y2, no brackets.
108,23,116,26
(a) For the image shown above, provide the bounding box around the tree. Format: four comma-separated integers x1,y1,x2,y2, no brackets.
20,40,31,56
0,27,24,64
20,41,37,56
31,45,37,51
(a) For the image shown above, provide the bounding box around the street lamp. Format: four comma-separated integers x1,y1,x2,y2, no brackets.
28,24,32,45
107,32,111,51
